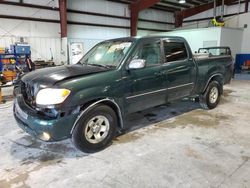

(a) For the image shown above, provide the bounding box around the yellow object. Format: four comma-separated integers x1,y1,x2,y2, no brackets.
0,47,5,54
212,18,225,27
61,89,71,97
3,70,16,81
10,59,16,64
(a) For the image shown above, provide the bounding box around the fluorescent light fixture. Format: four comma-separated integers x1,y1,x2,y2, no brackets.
179,0,186,3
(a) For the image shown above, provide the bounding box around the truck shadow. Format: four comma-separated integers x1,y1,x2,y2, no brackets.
122,99,200,133
115,92,232,144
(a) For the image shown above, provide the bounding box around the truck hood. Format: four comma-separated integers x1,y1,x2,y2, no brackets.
21,64,109,88
20,64,110,104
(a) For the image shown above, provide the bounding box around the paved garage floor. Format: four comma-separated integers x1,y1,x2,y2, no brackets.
0,79,250,188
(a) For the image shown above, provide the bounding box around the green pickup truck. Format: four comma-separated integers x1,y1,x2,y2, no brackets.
13,36,233,153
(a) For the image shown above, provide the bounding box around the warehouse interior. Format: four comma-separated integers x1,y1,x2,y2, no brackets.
0,0,250,187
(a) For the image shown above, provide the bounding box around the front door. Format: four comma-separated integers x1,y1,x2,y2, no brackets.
125,39,166,113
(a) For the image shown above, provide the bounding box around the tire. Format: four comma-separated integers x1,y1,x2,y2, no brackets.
71,104,117,153
199,81,222,109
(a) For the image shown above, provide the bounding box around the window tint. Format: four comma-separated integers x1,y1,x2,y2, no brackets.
163,41,187,62
133,41,161,66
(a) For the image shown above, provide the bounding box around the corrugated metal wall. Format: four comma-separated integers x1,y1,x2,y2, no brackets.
0,0,174,64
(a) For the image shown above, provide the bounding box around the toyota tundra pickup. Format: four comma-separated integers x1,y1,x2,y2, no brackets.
13,36,234,153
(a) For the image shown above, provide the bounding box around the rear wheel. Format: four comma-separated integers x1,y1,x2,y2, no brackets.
199,81,222,109
71,104,117,153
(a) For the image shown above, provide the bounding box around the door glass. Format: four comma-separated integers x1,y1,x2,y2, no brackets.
133,41,161,66
163,41,187,62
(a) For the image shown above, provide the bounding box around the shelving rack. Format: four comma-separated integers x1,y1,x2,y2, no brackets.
0,43,30,82
0,52,30,72
0,43,30,70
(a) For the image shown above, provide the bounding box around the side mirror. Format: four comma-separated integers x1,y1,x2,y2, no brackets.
128,59,146,69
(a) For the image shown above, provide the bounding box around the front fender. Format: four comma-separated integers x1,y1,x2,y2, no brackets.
69,98,124,135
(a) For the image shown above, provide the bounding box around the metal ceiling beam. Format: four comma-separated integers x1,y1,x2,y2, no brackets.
182,1,215,18
130,0,160,36
136,0,161,9
174,0,236,27
107,0,176,12
182,0,236,18
159,0,191,9
0,14,171,32
150,5,177,11
183,11,245,22
153,4,181,11
0,1,174,25
192,0,206,4
0,1,58,11
185,0,201,6
228,0,245,5
106,0,128,4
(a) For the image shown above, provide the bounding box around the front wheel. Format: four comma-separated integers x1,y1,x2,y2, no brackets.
199,81,222,109
71,104,117,153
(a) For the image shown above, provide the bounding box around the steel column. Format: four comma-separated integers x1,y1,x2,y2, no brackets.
174,11,183,28
213,0,217,18
59,0,67,38
59,0,68,64
130,0,160,36
245,0,249,12
221,0,224,19
130,4,139,37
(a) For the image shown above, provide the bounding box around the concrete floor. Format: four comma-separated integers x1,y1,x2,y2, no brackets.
0,79,249,188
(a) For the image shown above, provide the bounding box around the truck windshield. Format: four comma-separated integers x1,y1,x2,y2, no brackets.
79,41,133,68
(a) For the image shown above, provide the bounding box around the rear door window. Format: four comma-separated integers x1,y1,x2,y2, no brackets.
163,41,188,62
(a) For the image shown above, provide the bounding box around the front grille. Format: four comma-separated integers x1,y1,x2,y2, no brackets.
21,81,36,108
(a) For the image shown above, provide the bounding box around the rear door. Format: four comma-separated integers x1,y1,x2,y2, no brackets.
161,39,196,101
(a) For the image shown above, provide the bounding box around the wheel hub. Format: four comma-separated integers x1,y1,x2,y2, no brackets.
209,87,219,104
85,115,110,144
92,124,101,133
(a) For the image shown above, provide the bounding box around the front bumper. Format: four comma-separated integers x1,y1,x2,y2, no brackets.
13,95,79,141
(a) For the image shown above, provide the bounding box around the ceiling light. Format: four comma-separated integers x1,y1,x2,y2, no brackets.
179,0,186,3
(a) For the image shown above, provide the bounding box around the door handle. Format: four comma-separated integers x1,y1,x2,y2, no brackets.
154,72,162,77
154,71,165,77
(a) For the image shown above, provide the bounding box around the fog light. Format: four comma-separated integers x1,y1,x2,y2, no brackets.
40,132,51,141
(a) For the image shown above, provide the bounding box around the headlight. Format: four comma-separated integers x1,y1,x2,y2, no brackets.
36,88,71,105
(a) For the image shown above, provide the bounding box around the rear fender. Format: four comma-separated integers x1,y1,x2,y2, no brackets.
202,74,223,93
